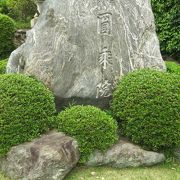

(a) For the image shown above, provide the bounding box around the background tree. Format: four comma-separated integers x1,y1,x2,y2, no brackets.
151,0,180,60
6,0,36,21
0,0,8,14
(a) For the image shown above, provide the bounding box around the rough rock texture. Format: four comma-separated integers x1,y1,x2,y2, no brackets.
86,139,165,168
174,147,180,162
0,132,80,180
14,29,27,47
7,0,165,104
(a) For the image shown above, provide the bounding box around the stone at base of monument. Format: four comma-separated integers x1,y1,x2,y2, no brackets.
86,139,165,168
174,147,180,162
0,134,166,180
55,96,112,111
7,0,166,108
0,132,80,180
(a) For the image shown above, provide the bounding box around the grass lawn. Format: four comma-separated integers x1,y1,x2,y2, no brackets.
0,173,9,180
1,163,179,180
66,164,180,180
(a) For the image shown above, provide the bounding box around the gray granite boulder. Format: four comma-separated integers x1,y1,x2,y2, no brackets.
174,147,180,162
7,0,165,106
0,132,80,180
86,139,165,168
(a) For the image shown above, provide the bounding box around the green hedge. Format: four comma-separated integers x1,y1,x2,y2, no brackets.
57,105,118,163
0,13,15,59
111,69,180,151
166,61,180,75
0,59,7,74
151,0,180,57
0,74,56,157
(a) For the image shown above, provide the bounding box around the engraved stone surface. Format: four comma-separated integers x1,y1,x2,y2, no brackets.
7,0,166,105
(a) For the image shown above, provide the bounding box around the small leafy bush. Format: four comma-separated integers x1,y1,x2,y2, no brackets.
0,59,7,74
15,20,31,29
0,74,56,157
57,105,118,163
166,61,180,75
111,69,180,151
0,13,15,59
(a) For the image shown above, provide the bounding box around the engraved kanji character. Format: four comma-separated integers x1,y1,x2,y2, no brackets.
99,47,112,70
96,80,112,98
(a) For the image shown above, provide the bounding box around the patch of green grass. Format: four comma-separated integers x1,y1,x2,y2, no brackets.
1,164,179,180
0,172,9,180
66,164,180,180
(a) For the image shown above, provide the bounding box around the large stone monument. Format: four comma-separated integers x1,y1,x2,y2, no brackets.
7,0,166,108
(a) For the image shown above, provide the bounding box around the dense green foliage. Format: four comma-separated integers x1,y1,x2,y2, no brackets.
0,0,8,14
0,59,7,74
166,61,180,75
111,69,180,151
14,20,30,29
0,13,15,59
0,0,33,28
57,105,118,163
6,0,36,20
151,0,180,57
0,74,56,157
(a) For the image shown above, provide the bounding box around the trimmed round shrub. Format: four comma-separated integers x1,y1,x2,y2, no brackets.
0,74,56,157
0,14,15,59
166,61,180,75
57,105,118,163
0,59,7,74
111,69,180,151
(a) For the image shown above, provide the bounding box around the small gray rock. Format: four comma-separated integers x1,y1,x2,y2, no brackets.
86,139,165,168
0,132,80,180
174,147,180,162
